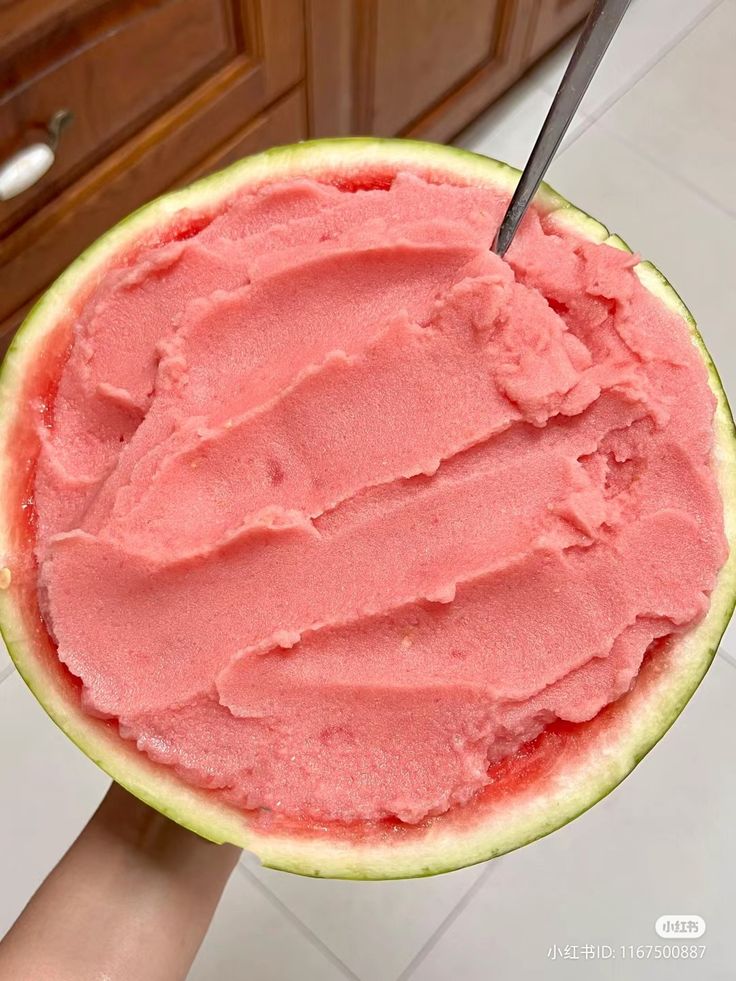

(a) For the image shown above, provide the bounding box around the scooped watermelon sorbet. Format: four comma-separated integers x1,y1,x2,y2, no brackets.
1,141,734,876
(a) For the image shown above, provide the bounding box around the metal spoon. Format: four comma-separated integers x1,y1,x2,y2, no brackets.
492,0,632,256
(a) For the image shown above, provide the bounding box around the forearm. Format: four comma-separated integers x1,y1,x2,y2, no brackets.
0,782,240,981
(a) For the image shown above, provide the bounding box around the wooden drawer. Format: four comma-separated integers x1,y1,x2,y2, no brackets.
0,83,307,351
524,0,593,65
0,0,304,347
0,0,238,237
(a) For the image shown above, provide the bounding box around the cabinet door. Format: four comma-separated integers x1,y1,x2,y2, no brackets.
0,0,236,237
307,0,533,142
525,0,593,64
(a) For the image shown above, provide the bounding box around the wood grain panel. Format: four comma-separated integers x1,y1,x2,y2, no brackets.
0,296,37,359
305,0,355,136
0,0,106,62
371,0,501,135
306,0,542,143
405,0,533,142
176,84,307,184
254,0,305,99
525,0,592,64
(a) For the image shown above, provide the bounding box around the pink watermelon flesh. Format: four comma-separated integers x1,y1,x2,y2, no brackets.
0,139,736,878
29,168,727,832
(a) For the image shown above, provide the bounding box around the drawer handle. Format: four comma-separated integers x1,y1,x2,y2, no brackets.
0,110,73,201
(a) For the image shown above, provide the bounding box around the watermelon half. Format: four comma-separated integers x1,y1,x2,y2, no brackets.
0,139,734,879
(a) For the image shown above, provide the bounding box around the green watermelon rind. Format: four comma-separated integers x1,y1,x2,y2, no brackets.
1,138,734,879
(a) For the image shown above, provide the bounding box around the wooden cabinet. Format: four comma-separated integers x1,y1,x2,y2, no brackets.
306,0,592,142
0,0,590,349
525,0,593,63
308,0,528,141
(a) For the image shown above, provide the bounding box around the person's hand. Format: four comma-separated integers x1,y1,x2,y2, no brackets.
0,781,241,981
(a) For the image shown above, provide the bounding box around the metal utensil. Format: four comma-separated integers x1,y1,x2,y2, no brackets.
492,0,632,256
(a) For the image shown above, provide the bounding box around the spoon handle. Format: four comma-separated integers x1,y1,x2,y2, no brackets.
491,0,632,256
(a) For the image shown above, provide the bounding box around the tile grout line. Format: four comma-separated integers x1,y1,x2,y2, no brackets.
550,0,727,161
235,862,361,981
588,119,736,220
718,648,736,671
395,860,500,981
542,0,725,104
0,663,15,686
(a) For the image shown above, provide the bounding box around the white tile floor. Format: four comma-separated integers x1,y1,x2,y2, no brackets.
2,2,735,977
